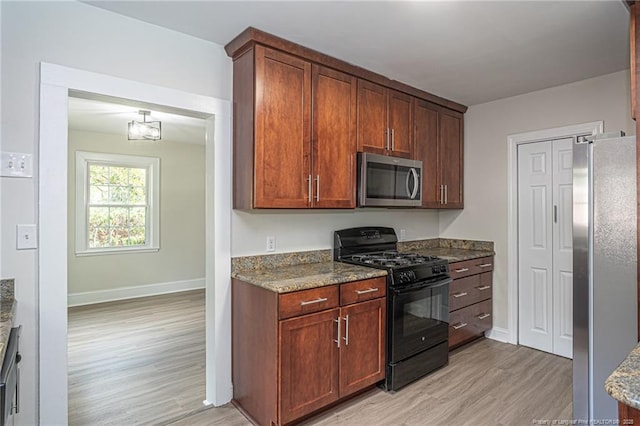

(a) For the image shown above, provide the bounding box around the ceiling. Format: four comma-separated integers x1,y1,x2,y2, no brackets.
68,96,207,144
84,0,631,107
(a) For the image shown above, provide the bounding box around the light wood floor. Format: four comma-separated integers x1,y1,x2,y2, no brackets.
169,339,572,426
68,290,206,426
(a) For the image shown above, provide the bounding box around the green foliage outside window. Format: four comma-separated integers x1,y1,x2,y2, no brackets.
87,164,148,248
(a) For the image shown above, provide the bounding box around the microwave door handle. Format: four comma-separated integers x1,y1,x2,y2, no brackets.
409,168,419,199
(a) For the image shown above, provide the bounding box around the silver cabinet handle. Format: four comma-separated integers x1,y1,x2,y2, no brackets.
476,285,491,291
454,267,469,273
315,175,320,202
479,263,493,268
307,174,312,204
385,128,390,150
343,314,349,346
355,287,379,295
300,297,328,306
453,322,468,330
452,292,468,298
444,184,448,204
391,128,395,151
334,316,341,348
440,185,444,204
477,313,491,320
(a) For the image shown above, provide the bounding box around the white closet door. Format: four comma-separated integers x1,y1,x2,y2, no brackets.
551,138,573,358
518,141,554,353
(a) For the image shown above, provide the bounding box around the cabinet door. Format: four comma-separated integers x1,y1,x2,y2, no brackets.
339,299,386,397
254,45,311,208
414,99,440,208
387,90,413,159
312,65,357,208
280,308,340,424
357,79,388,155
439,110,463,208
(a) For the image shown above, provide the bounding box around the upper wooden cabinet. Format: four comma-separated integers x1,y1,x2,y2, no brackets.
233,45,357,209
414,99,464,209
226,27,466,209
357,80,413,158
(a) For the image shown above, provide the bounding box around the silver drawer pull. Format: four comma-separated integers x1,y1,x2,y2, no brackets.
477,313,491,320
355,287,379,295
478,263,493,268
334,317,341,348
476,285,491,291
454,267,469,273
453,322,468,330
300,297,328,306
452,292,468,298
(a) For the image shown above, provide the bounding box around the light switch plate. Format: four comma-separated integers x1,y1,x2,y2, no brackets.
399,229,407,241
17,224,37,250
1,152,33,178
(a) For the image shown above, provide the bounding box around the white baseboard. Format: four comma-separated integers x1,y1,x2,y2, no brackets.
486,326,513,344
68,278,205,307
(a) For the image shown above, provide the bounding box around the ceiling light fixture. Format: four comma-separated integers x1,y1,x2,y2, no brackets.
128,110,161,141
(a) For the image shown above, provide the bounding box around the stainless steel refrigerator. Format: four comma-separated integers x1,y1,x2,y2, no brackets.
573,132,638,421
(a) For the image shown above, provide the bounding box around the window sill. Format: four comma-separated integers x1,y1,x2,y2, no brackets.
75,247,160,257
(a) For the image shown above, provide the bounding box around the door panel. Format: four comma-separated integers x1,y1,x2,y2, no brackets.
312,65,357,208
387,90,413,158
518,141,553,353
254,46,311,208
339,299,386,396
552,138,573,358
356,80,387,155
439,110,463,207
518,138,573,358
414,100,439,207
279,309,340,424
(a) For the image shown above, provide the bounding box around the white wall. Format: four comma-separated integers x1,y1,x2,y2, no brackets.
231,209,440,256
1,3,231,424
67,130,205,296
439,69,635,332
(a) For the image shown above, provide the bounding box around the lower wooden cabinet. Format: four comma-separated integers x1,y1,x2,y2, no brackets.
448,256,494,349
232,277,386,426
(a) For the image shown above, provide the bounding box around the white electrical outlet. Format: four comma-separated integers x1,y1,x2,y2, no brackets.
1,152,33,178
400,229,407,241
17,224,37,250
266,236,276,252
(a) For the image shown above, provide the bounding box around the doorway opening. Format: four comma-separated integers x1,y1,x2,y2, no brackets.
507,121,602,349
66,95,208,423
38,63,232,425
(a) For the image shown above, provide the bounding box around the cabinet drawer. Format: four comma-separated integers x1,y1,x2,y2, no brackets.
279,286,339,320
340,277,386,305
449,299,493,348
449,272,493,311
449,256,494,279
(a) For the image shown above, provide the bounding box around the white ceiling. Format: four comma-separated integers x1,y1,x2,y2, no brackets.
84,0,631,107
68,96,207,144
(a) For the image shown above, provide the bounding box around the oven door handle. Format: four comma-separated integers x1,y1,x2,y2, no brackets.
392,277,452,295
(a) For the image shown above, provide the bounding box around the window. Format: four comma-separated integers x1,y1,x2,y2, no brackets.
75,151,159,255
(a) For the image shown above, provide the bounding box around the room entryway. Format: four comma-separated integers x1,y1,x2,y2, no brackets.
517,138,573,358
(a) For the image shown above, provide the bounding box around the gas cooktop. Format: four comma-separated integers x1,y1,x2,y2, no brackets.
340,251,442,268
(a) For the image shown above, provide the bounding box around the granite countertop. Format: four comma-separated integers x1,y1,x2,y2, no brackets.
0,279,16,363
605,343,640,409
232,261,388,293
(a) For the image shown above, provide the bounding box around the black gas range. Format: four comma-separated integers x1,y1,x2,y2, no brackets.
334,227,451,391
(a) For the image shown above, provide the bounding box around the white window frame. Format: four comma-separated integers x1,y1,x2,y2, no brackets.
75,151,160,255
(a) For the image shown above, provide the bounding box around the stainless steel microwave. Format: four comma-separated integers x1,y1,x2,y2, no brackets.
357,153,422,207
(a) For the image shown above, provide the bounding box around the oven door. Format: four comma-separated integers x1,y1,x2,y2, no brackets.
389,278,450,363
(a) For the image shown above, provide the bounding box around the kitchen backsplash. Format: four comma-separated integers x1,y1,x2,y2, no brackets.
398,238,494,252
0,279,15,302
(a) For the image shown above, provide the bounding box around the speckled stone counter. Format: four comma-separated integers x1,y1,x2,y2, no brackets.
0,279,16,364
232,261,387,293
605,343,640,409
399,238,495,263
